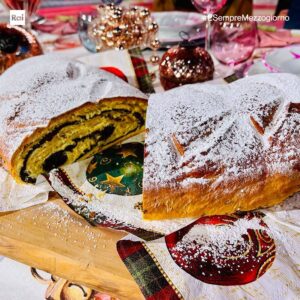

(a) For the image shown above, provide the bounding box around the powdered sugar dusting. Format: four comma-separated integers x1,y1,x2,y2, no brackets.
144,73,300,189
0,54,146,163
49,167,193,235
172,216,270,268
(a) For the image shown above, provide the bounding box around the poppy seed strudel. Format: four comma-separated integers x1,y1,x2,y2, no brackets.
143,74,300,220
0,55,147,183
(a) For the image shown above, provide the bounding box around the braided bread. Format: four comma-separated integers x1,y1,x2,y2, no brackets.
143,74,300,219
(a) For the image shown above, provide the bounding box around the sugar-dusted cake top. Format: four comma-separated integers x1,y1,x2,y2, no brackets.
0,54,146,162
144,73,300,189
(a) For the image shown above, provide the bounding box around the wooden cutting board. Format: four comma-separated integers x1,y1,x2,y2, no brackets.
0,196,144,300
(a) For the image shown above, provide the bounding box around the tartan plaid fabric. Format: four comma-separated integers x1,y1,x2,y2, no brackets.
224,74,239,83
129,48,155,94
117,240,182,300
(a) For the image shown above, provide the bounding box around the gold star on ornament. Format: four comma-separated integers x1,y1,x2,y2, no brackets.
87,161,98,174
117,148,137,158
101,173,125,191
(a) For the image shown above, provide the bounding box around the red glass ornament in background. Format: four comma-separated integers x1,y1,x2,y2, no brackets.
159,44,215,90
165,212,276,286
100,66,128,82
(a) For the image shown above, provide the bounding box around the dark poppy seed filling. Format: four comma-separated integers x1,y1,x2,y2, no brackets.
20,121,78,183
42,125,115,173
19,103,146,183
43,150,69,173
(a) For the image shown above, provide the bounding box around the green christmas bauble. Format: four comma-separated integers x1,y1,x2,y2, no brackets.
86,143,144,196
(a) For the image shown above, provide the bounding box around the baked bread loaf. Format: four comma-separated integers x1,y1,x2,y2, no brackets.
143,74,300,220
0,55,147,183
0,23,43,74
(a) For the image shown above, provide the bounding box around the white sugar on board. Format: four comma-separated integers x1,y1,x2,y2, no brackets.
30,202,104,246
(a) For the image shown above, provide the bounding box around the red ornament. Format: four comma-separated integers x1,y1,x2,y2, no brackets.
159,44,214,90
100,66,128,82
165,212,276,286
0,24,43,75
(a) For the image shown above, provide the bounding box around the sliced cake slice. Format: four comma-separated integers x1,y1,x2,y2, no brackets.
0,55,147,183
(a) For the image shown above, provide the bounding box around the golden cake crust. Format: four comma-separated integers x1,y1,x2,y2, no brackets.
143,173,300,220
143,74,300,220
8,97,147,181
0,55,147,183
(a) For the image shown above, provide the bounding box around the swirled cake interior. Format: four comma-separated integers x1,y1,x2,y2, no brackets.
14,98,146,183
